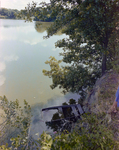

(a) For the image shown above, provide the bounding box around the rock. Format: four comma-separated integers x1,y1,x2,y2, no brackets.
83,70,119,141
83,70,119,114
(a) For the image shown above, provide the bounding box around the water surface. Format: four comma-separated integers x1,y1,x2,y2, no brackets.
0,19,79,107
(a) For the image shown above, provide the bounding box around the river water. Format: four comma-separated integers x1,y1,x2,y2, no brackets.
0,19,79,108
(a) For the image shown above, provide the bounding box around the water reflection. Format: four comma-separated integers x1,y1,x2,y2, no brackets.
0,19,79,108
31,93,80,137
0,19,81,138
35,22,52,33
0,54,19,86
35,21,62,35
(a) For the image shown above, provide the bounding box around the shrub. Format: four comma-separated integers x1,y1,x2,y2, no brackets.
0,97,118,150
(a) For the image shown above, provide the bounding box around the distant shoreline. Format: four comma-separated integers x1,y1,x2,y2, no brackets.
0,16,18,19
0,16,7,19
0,16,23,20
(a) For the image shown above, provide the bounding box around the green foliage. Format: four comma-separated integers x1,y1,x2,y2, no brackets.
0,97,118,150
0,96,39,149
43,56,100,99
37,131,52,150
18,2,56,22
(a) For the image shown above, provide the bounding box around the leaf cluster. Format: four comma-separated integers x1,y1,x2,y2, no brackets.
0,96,37,149
43,56,101,98
17,2,56,22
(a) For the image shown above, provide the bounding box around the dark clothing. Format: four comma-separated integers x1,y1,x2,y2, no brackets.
116,87,119,107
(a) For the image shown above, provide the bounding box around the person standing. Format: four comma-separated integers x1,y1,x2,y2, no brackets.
108,87,119,113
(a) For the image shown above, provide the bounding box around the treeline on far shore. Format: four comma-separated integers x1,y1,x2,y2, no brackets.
0,7,56,22
0,8,20,19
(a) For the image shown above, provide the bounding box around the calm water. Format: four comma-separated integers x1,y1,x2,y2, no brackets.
0,19,79,108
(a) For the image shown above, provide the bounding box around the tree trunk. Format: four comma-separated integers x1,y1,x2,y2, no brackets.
102,34,108,75
102,53,106,75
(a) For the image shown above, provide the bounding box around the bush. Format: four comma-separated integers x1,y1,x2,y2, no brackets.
0,97,118,150
0,96,38,149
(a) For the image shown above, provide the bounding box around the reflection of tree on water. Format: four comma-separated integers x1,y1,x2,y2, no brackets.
46,109,65,132
35,21,62,35
43,99,83,133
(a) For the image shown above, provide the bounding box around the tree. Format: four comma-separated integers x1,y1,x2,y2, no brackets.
22,0,119,100
19,2,56,22
44,0,119,73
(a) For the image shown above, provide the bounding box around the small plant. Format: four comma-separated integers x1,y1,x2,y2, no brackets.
0,96,39,149
37,131,52,150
